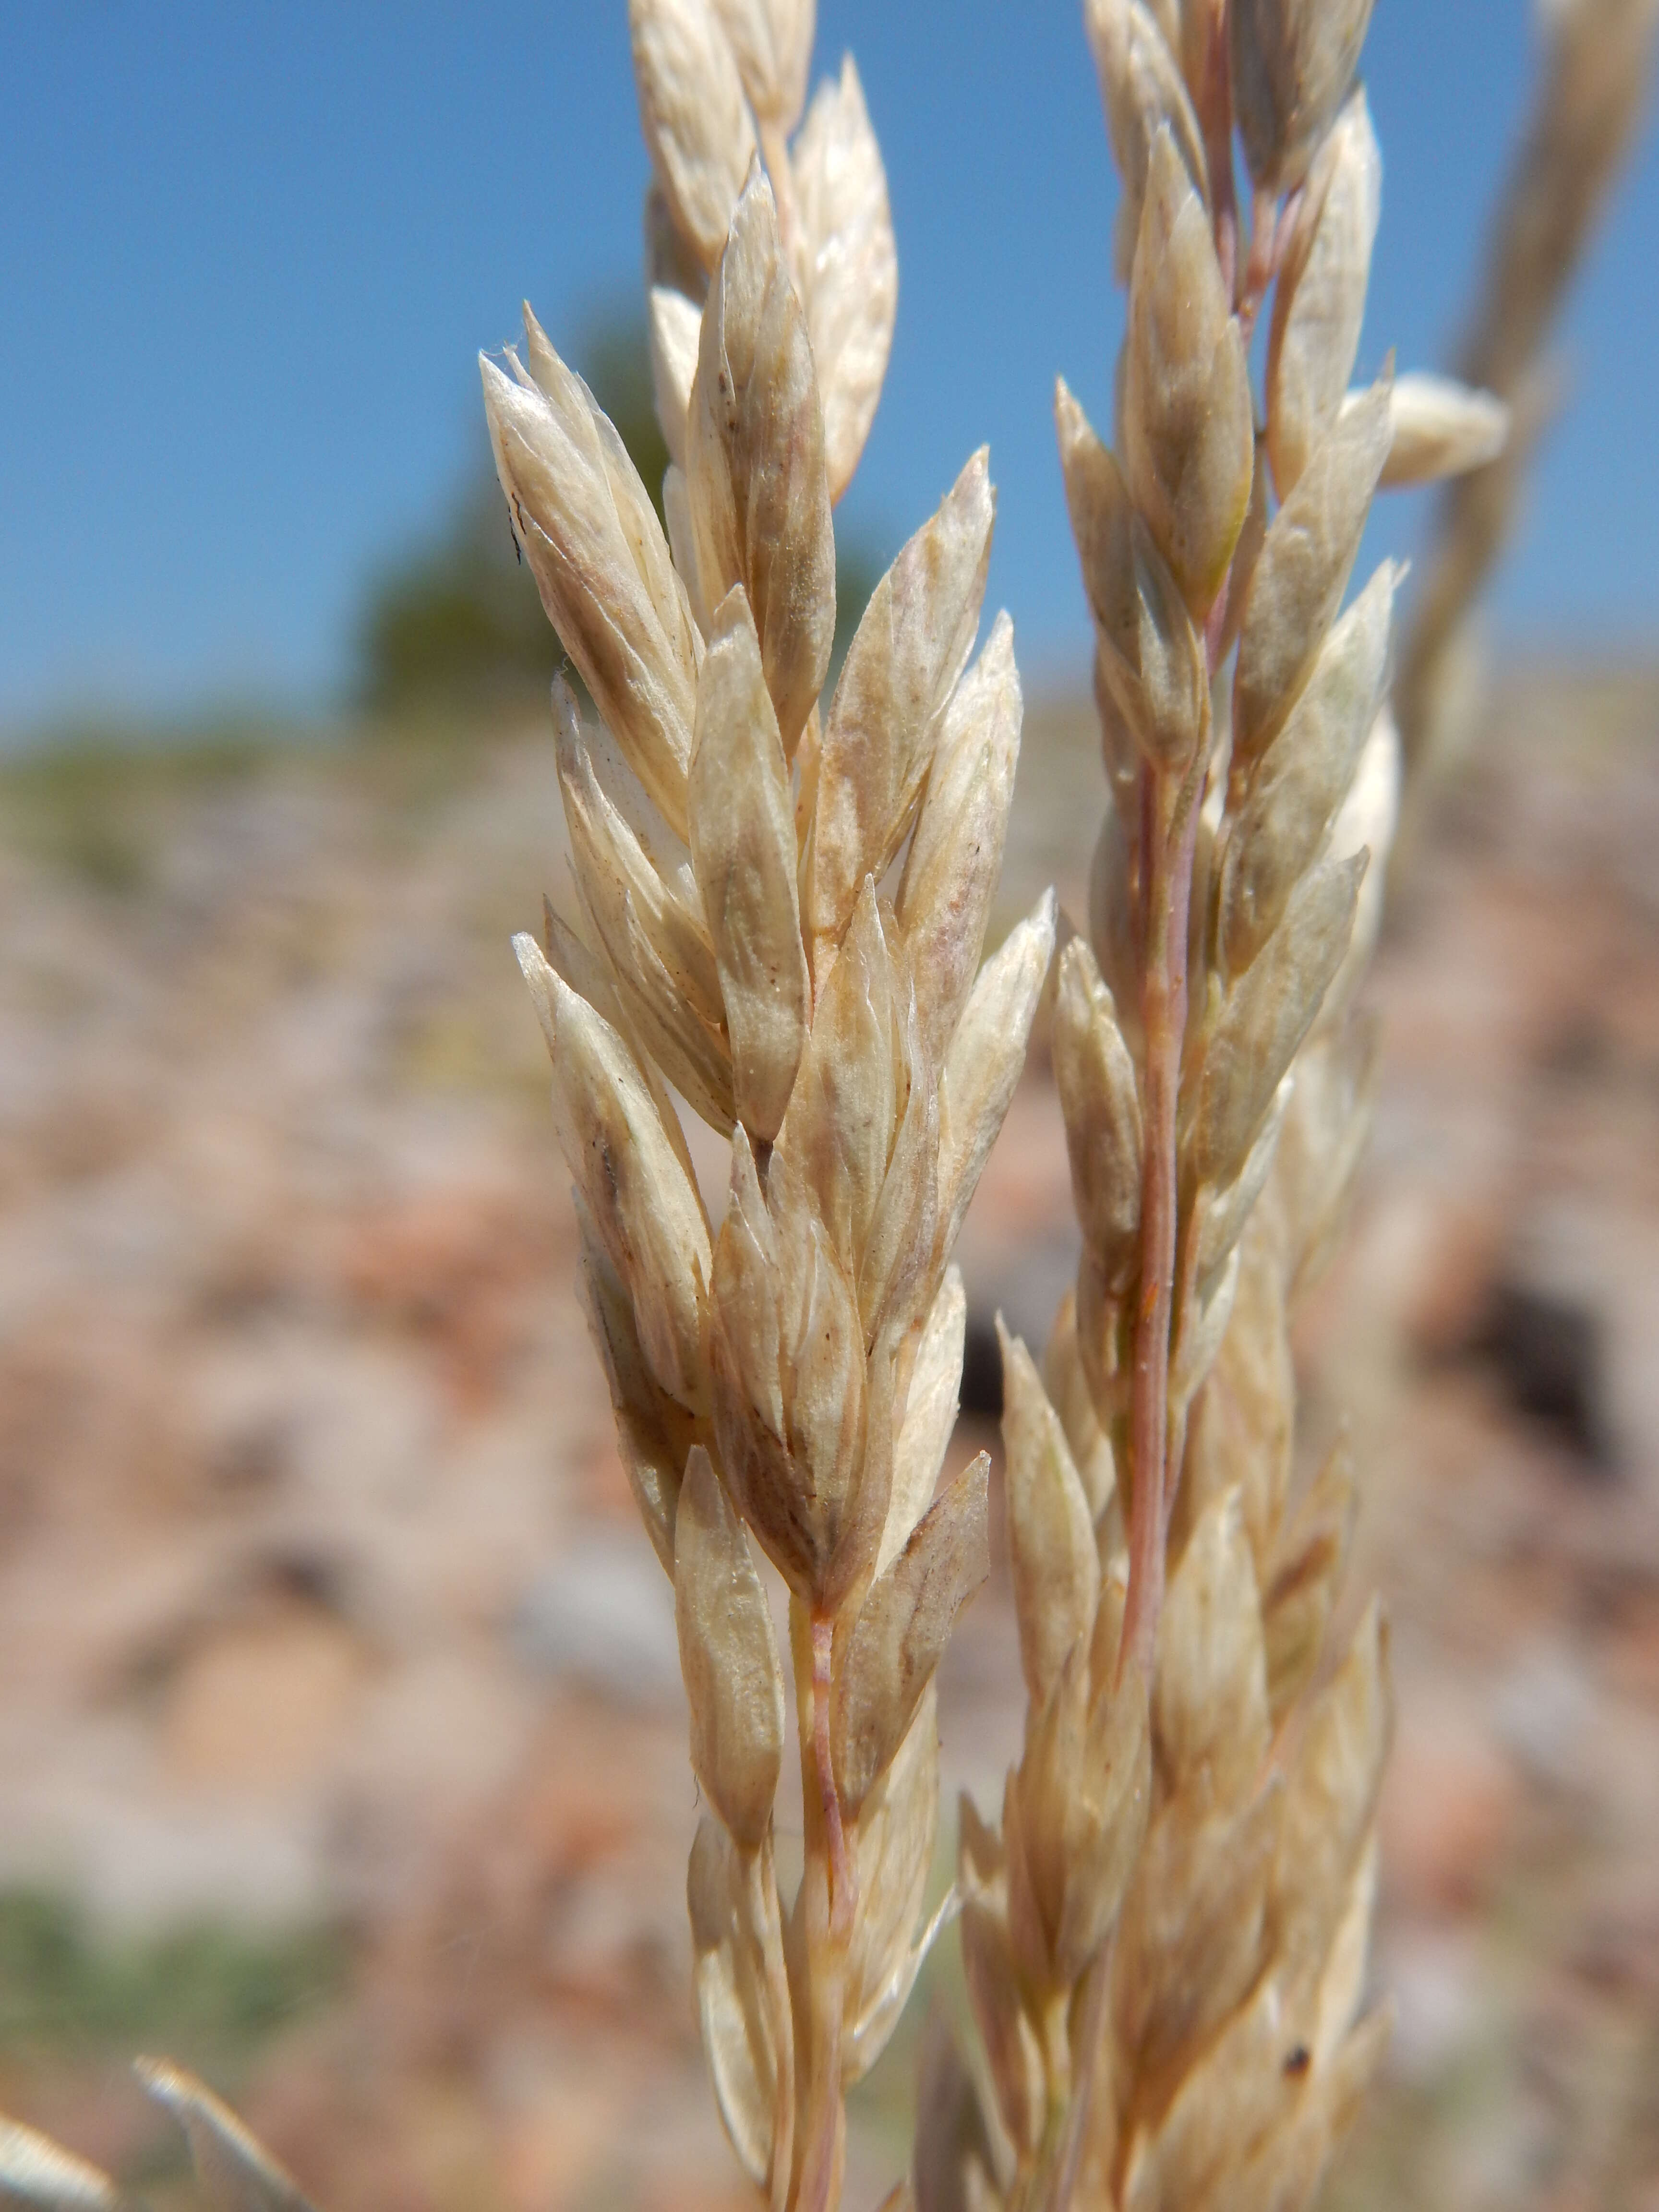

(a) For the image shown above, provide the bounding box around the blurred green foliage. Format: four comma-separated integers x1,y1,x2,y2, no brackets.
0,1890,342,2075
355,308,884,717
0,731,274,893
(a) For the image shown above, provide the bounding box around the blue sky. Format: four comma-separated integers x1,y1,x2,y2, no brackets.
2,1,1655,735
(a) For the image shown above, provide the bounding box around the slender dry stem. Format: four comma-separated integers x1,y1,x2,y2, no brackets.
1395,0,1659,822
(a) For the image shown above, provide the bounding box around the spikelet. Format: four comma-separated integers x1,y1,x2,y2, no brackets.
490,6,1052,2205
919,7,1507,2210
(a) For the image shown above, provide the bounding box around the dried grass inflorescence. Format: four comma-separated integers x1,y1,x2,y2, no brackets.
913,6,1507,2211
12,9,1645,2212
487,5,1051,2208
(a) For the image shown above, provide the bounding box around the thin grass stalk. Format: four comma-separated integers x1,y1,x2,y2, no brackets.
1394,0,1659,828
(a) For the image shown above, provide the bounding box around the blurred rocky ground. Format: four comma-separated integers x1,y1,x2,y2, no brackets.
0,668,1655,2211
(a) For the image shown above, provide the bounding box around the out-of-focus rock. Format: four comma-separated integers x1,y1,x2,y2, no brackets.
2,674,1659,2211
160,1605,367,1798
336,1182,565,1415
1382,1925,1483,2080
514,1533,681,1709
1493,1640,1599,1794
1399,1196,1508,1359
1380,1701,1521,1918
1479,1275,1611,1466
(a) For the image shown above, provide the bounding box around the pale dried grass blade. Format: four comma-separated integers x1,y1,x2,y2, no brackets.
0,2121,121,2212
136,2059,316,2212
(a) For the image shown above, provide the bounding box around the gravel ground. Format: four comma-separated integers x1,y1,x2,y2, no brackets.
0,670,1655,2211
